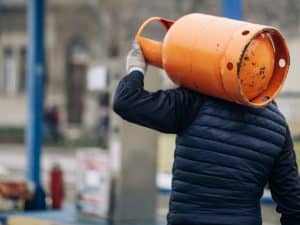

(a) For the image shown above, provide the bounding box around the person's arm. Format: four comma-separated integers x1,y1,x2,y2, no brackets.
268,127,300,225
113,41,202,133
113,70,202,133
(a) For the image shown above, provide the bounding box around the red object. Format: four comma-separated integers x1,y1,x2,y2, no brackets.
50,164,64,209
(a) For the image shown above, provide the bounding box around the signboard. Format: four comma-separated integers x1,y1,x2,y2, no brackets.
87,66,108,91
76,149,110,218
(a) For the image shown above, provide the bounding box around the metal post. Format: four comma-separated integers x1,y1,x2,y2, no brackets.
108,67,160,224
26,0,46,210
221,0,243,20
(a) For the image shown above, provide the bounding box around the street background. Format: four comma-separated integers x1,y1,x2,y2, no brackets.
0,0,300,224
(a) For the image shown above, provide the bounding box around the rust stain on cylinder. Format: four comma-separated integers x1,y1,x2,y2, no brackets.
239,32,275,100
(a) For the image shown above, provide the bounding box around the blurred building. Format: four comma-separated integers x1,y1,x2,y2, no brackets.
0,0,299,139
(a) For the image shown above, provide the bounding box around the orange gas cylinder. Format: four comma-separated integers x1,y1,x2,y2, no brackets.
135,14,290,107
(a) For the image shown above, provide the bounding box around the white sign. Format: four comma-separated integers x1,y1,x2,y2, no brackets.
87,66,108,91
76,149,110,218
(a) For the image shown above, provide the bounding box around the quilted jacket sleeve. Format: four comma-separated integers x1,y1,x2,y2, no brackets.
268,126,300,225
113,70,203,133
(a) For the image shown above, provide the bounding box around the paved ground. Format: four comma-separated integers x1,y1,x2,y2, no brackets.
0,144,281,225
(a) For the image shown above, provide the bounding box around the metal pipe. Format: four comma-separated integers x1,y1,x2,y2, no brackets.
26,0,46,210
221,0,243,20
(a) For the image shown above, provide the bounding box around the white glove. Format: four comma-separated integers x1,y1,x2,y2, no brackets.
126,41,147,74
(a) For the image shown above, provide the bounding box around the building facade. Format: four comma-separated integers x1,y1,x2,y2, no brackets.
0,0,299,139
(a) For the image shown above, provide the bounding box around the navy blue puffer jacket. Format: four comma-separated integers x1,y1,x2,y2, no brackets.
113,71,300,225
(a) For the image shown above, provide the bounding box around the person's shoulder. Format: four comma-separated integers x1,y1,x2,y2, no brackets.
177,86,204,97
266,100,284,116
262,100,288,127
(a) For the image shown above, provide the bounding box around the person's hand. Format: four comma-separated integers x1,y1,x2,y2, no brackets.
126,41,147,74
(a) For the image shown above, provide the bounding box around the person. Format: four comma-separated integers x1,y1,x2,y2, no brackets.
44,105,61,143
113,42,300,225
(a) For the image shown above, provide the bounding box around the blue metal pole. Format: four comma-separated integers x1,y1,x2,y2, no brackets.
26,0,46,210
221,0,243,20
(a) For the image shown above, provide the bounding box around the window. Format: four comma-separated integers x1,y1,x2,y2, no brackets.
19,47,27,92
3,47,17,95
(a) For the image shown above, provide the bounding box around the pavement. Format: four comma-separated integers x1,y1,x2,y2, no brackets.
1,204,166,225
